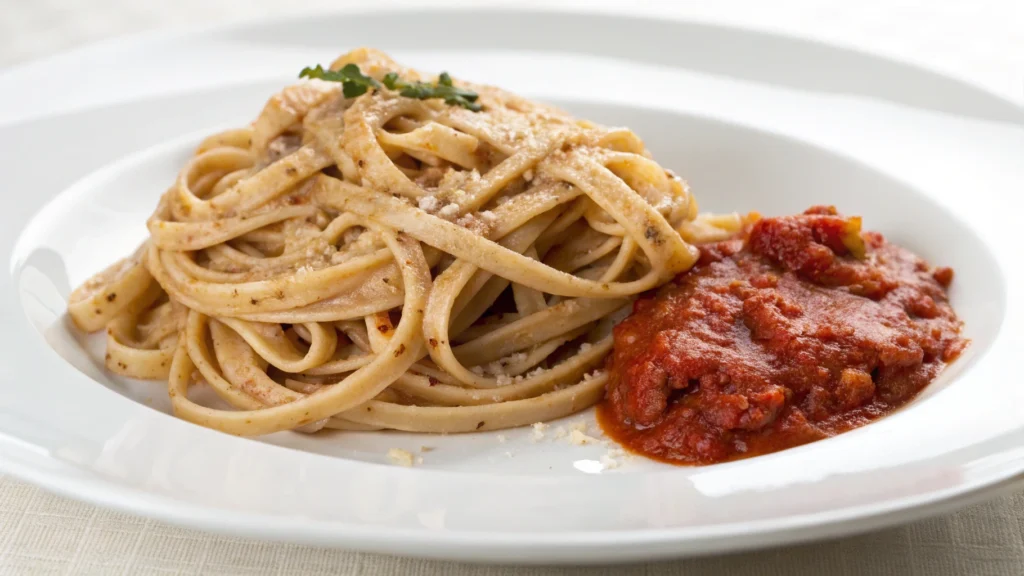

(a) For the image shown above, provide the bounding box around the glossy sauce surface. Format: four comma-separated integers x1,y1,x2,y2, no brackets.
600,207,966,465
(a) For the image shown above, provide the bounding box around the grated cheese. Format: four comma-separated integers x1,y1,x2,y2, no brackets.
438,203,460,220
525,367,546,379
531,422,548,441
455,213,492,235
418,195,441,212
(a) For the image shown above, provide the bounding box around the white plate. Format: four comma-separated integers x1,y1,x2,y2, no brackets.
2,7,1024,565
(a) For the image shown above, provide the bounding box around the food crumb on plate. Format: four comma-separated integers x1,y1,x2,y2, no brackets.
600,447,628,469
387,448,415,466
569,429,600,446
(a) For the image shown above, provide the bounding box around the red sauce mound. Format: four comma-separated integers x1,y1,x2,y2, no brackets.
599,206,966,465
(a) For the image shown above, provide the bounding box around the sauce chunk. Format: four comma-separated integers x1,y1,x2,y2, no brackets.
600,206,966,464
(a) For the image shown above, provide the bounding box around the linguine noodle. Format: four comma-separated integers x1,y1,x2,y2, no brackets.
68,48,744,436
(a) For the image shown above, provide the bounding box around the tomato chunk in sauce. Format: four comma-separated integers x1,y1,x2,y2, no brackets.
599,206,966,465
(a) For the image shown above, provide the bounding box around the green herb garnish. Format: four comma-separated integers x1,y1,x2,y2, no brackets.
299,63,380,98
299,64,481,111
382,71,481,112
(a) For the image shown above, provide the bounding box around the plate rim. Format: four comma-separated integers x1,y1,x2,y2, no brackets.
5,445,1024,564
3,3,1022,127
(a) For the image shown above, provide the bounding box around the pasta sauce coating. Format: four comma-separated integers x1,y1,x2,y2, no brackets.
600,206,966,464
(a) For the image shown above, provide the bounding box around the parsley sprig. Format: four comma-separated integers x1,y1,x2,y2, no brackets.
298,64,481,111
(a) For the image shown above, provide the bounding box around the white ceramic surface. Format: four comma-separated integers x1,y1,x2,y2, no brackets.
1,7,1023,564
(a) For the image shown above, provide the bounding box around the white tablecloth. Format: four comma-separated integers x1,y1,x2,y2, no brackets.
2,1,1023,574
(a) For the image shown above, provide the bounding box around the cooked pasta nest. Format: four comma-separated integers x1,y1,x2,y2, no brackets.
69,48,745,435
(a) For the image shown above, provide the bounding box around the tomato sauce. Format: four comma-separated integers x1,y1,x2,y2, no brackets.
599,206,966,465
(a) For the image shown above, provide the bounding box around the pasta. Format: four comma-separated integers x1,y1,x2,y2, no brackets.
68,48,743,436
